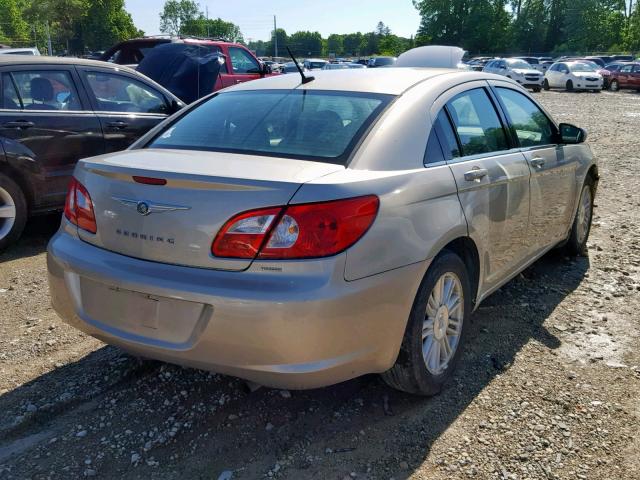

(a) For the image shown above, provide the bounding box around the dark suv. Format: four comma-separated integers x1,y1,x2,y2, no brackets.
101,36,273,92
0,56,183,250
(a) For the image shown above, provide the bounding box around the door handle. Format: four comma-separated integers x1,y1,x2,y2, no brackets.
530,157,545,168
106,121,128,130
464,168,488,182
2,120,35,129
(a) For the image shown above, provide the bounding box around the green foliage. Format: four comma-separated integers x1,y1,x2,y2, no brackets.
81,0,143,51
288,31,323,56
182,17,243,42
159,0,200,36
0,0,30,45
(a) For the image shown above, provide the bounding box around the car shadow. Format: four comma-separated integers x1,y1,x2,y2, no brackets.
0,249,589,478
0,213,60,262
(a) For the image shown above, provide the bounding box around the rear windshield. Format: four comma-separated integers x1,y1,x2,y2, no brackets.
148,90,393,164
570,62,597,72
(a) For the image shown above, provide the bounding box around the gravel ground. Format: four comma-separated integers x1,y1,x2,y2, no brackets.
0,90,638,480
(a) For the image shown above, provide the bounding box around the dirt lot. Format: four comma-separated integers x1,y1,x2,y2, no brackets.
0,90,639,480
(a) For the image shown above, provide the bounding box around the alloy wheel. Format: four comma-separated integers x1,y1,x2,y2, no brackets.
0,186,17,241
576,185,592,246
422,272,464,375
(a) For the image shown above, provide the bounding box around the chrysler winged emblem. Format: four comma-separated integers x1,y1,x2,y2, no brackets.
112,196,191,216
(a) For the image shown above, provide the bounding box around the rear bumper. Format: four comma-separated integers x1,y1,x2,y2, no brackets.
47,228,427,389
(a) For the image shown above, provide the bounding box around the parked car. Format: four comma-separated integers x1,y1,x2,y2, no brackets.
347,63,367,69
303,58,328,70
0,56,184,250
101,37,271,93
0,48,41,56
280,62,307,74
611,55,634,62
543,61,603,91
604,62,631,72
466,56,493,71
47,67,598,395
581,56,606,68
483,58,544,91
367,56,397,68
322,63,349,70
514,56,546,72
608,62,640,91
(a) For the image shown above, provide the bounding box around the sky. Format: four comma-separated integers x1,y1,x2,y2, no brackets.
125,0,422,42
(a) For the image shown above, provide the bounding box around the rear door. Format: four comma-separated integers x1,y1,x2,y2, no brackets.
435,83,531,293
77,67,172,153
0,65,103,209
632,64,640,88
491,83,577,252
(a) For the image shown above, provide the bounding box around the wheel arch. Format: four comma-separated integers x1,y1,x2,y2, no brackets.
0,161,35,212
440,236,481,307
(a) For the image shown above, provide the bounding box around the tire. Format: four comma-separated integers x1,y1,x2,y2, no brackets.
0,173,28,252
566,80,574,92
610,79,619,92
565,177,595,256
532,86,541,93
381,251,472,396
543,79,550,91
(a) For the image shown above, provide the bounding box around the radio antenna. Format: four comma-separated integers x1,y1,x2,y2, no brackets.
287,46,314,84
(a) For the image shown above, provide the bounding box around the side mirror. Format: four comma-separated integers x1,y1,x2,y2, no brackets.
260,62,272,76
559,123,587,144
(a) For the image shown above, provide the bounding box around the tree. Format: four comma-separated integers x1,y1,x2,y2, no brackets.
81,0,143,51
343,32,363,55
265,28,287,56
327,34,344,55
159,0,200,36
288,31,322,56
0,0,30,46
181,17,243,42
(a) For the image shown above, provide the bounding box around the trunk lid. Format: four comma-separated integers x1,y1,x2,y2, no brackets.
74,149,343,271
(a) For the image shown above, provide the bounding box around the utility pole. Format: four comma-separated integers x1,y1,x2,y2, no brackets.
274,15,278,58
45,22,52,56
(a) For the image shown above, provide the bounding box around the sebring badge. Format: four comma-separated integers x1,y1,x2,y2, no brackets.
112,197,191,216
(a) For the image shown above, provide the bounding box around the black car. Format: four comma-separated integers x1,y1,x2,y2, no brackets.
0,56,184,250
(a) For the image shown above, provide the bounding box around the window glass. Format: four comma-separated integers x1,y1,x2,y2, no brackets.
85,72,168,114
424,129,444,165
496,88,555,147
434,109,460,159
634,65,640,73
229,47,260,74
1,74,21,109
148,90,392,164
621,65,633,73
446,88,507,156
11,71,81,111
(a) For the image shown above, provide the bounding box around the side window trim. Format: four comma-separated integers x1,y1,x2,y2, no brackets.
490,85,559,150
442,86,512,162
4,67,87,112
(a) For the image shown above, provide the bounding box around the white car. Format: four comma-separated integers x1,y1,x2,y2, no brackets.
0,47,40,56
483,58,544,92
303,58,328,70
544,61,603,92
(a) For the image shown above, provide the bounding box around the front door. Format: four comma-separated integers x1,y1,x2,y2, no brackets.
227,46,262,86
492,84,578,252
0,66,103,209
78,68,171,153
439,86,531,293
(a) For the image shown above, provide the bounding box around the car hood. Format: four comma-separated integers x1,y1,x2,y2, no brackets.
512,68,541,75
571,71,602,78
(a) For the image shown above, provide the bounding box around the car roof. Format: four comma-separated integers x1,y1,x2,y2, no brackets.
0,55,138,72
228,67,496,95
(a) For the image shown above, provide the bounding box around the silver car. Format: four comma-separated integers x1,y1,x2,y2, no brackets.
47,68,598,395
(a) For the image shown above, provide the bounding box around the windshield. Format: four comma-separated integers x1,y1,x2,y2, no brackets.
148,90,393,164
308,61,326,69
507,59,532,69
570,62,598,72
375,57,396,66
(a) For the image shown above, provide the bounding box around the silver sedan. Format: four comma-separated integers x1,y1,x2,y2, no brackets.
47,68,598,395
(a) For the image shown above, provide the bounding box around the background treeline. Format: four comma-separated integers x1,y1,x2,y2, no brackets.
2,0,640,57
0,0,142,53
414,0,640,54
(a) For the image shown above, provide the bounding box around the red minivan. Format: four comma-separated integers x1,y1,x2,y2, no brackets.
101,37,273,92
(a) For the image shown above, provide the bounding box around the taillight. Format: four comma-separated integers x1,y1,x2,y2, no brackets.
211,195,379,260
64,177,97,234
